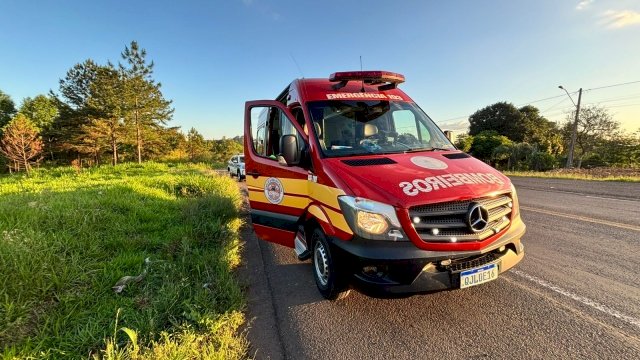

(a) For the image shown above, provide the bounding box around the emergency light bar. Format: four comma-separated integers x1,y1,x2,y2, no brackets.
329,71,405,90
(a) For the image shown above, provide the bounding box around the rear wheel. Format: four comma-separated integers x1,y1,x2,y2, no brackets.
311,228,350,300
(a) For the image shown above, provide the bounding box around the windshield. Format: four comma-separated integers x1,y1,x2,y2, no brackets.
307,100,454,158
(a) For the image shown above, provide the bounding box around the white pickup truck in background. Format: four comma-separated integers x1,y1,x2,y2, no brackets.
227,154,245,181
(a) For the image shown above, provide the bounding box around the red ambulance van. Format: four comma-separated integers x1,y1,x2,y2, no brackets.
244,71,525,299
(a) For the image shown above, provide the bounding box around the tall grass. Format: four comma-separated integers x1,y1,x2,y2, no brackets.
0,163,247,359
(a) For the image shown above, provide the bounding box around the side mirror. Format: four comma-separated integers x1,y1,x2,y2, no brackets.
280,134,300,166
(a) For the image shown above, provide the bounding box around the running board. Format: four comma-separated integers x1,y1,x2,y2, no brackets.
294,226,311,261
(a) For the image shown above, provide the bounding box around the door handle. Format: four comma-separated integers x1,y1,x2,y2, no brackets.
246,170,260,178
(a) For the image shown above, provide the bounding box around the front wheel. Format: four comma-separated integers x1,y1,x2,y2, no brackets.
311,228,350,300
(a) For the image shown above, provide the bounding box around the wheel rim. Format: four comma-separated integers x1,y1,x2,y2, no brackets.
314,240,330,287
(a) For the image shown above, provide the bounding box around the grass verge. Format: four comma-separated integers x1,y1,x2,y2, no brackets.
0,162,247,359
503,170,640,182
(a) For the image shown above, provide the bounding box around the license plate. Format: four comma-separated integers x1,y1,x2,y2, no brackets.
459,263,498,289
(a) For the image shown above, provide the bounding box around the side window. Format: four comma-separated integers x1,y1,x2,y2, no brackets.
250,107,268,156
393,110,430,144
250,106,304,161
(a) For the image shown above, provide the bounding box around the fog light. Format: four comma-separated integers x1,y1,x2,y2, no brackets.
440,259,452,266
431,228,440,235
413,216,421,224
499,246,506,252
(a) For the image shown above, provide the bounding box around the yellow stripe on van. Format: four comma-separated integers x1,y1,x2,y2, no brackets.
323,206,353,235
246,175,350,233
248,190,311,209
309,182,345,210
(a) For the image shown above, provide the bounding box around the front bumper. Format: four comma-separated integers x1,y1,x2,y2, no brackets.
328,217,526,294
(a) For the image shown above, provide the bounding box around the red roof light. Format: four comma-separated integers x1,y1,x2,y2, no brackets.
329,71,405,84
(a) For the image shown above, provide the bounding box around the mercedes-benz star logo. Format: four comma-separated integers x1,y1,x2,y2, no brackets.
466,203,489,232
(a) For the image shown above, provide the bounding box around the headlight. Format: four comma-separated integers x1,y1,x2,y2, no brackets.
338,196,407,240
357,211,388,234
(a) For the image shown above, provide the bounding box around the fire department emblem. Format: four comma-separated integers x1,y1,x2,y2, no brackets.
410,156,448,170
264,177,284,204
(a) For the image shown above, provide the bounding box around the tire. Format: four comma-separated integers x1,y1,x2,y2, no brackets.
228,167,234,177
311,227,351,300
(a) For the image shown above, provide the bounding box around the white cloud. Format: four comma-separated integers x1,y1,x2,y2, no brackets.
576,0,594,11
600,9,640,29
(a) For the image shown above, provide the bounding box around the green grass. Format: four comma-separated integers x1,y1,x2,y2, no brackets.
0,163,247,359
503,170,640,182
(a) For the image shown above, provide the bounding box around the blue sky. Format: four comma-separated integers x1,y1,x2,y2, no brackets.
1,0,639,139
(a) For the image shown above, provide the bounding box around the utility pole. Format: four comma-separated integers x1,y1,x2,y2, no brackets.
566,88,582,168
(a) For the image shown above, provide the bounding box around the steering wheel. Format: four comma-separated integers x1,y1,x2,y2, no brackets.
396,133,420,148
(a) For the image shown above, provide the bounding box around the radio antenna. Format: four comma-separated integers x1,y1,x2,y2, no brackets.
359,55,365,92
290,53,304,78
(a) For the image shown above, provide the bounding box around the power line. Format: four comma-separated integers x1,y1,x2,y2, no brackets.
584,80,640,92
438,79,640,123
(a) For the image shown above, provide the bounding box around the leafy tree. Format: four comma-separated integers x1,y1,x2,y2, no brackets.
211,138,243,163
562,105,620,168
19,95,59,130
469,102,526,142
469,130,512,164
454,133,473,152
19,95,60,159
519,105,563,155
0,114,43,173
120,41,174,163
0,89,17,132
186,128,209,162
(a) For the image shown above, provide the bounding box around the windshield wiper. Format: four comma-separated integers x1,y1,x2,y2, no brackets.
403,147,449,153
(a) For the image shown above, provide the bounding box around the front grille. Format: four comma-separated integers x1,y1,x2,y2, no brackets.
444,252,497,273
409,193,512,243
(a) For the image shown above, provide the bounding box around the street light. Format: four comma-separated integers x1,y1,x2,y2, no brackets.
558,85,582,168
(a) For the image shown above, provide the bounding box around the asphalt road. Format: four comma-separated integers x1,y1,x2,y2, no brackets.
238,177,640,360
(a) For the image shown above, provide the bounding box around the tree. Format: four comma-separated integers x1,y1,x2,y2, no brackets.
562,105,619,168
19,95,60,160
85,65,127,165
50,60,100,162
0,114,43,173
19,95,59,130
469,130,513,164
58,59,99,110
0,90,17,132
120,41,173,163
454,133,473,152
469,102,526,142
519,105,563,155
186,128,208,162
211,138,243,163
